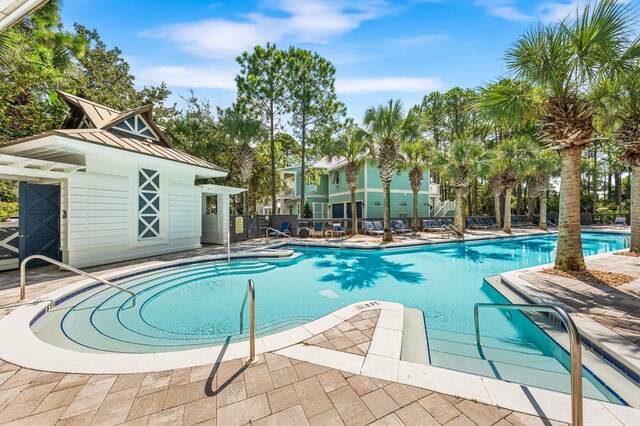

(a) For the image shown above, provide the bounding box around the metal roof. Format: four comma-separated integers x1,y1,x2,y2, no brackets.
0,0,49,33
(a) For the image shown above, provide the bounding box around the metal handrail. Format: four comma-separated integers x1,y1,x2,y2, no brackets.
624,236,630,248
20,255,136,307
442,224,464,240
239,279,258,365
265,227,309,254
474,303,582,426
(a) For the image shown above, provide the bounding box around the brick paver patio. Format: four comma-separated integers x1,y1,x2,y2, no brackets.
0,354,566,426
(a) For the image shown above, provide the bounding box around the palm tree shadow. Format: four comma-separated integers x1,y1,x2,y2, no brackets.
315,253,424,290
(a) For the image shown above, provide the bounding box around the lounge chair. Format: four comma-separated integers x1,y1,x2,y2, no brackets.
473,218,490,229
373,221,388,234
363,221,383,235
332,223,346,237
422,219,441,232
466,218,477,229
269,221,290,237
310,222,323,237
393,220,412,234
612,217,628,229
485,218,498,229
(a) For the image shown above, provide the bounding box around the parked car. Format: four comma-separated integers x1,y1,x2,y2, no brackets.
3,217,18,223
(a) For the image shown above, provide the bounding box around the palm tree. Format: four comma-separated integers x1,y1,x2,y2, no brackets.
331,124,369,236
492,0,638,270
600,71,640,251
495,137,535,233
220,108,265,214
363,100,420,242
489,175,504,228
401,139,431,231
525,151,560,230
433,138,493,231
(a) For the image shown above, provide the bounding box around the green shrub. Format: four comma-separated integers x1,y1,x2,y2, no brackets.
0,202,18,221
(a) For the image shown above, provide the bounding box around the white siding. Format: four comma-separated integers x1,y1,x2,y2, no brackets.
62,153,205,268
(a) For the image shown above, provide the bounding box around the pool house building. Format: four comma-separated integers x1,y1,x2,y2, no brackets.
0,91,242,269
268,156,453,220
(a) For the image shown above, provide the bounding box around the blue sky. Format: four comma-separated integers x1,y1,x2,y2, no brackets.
59,0,630,120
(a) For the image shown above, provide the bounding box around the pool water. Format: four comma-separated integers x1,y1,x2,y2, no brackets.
39,232,627,403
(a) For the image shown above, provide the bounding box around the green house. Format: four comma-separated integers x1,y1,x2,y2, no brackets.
268,157,452,220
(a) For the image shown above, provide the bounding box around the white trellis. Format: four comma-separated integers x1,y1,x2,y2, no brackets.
138,168,160,240
0,223,19,271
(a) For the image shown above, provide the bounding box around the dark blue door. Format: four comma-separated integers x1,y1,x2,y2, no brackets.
19,183,61,267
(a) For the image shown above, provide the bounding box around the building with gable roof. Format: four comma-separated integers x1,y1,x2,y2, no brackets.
0,92,242,269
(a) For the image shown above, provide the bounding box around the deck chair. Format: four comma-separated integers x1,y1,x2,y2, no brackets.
332,223,346,237
423,219,442,232
612,217,628,228
269,221,290,237
373,221,384,234
393,220,412,234
310,222,323,237
364,221,383,235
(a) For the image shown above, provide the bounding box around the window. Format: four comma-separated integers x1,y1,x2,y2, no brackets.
332,171,340,185
138,168,160,239
113,115,158,141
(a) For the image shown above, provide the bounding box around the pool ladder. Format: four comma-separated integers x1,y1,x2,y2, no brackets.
19,255,137,308
624,236,630,248
474,303,582,426
239,279,258,365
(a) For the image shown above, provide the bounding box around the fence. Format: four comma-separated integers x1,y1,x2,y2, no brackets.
226,211,631,242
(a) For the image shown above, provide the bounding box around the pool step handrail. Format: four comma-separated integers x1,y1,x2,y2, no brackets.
474,303,582,426
20,255,136,307
265,227,309,254
442,224,464,240
624,236,630,248
239,279,258,365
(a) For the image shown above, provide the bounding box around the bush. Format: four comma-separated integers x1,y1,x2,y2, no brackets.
0,202,18,221
303,202,313,218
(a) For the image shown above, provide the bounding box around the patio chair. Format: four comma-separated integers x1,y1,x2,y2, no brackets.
310,222,323,237
612,217,628,229
511,217,525,228
485,218,498,229
393,220,412,234
363,221,383,235
546,218,557,227
373,221,388,234
269,221,290,237
422,219,438,232
473,218,490,229
332,223,346,237
466,218,477,229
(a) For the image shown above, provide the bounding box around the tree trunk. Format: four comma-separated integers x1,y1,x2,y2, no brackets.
539,190,548,231
503,187,512,234
351,187,358,236
555,146,586,271
615,172,622,210
382,181,393,242
413,190,419,231
300,123,306,219
516,183,522,215
527,196,535,223
592,145,598,214
473,178,479,215
269,105,276,215
607,173,611,200
454,188,465,231
467,191,472,216
494,195,502,228
630,166,640,252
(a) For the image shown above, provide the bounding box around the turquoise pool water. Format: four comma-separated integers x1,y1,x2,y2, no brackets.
42,232,627,403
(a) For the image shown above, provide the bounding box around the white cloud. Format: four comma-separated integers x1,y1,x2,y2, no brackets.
335,76,446,94
142,0,390,60
385,34,449,47
135,65,238,89
473,0,533,22
474,0,633,23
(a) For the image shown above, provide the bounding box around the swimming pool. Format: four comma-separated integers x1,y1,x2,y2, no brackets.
32,232,628,403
